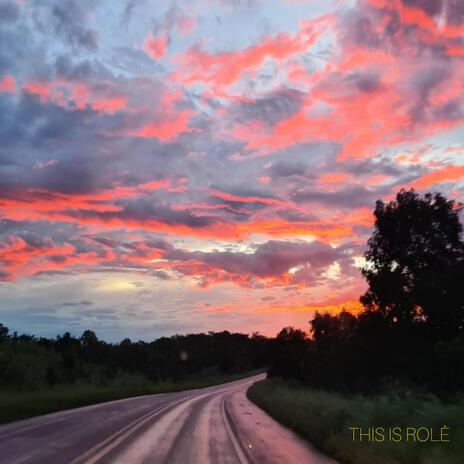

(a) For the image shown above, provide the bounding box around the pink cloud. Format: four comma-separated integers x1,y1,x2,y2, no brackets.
319,173,351,184
172,14,334,93
131,110,192,141
126,88,194,142
0,75,16,93
144,33,169,60
177,15,197,36
22,79,127,114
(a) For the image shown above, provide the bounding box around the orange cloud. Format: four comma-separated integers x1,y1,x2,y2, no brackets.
238,219,353,242
343,208,374,228
412,165,464,189
319,172,350,184
263,299,364,315
0,236,76,280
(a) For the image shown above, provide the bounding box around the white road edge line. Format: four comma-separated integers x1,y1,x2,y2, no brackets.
70,397,189,464
71,376,261,464
221,396,253,464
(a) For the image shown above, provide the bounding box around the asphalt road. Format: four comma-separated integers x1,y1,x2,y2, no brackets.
0,374,338,464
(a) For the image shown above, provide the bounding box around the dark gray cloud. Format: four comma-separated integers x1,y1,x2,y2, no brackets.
275,209,317,223
341,8,381,50
121,0,147,26
344,71,382,93
60,300,93,306
401,0,462,25
191,240,340,279
402,0,464,23
67,199,221,229
0,92,100,147
231,88,304,126
0,1,19,23
408,65,450,123
435,100,464,121
147,238,355,287
446,0,464,25
268,160,309,178
292,185,390,209
402,0,444,16
54,55,95,80
0,20,32,74
343,157,420,178
341,0,460,57
36,0,99,51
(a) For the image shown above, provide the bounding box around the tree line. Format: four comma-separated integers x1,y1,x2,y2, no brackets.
269,190,464,393
0,326,270,390
2,189,463,393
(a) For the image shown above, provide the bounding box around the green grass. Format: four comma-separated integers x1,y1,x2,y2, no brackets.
0,369,263,425
247,379,464,464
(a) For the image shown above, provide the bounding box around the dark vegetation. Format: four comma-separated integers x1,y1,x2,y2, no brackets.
268,189,464,393
0,328,269,389
0,328,269,423
248,379,464,464
248,189,464,464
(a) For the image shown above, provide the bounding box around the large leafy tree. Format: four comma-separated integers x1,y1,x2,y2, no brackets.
361,189,464,337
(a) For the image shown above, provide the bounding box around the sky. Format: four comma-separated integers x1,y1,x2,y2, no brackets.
0,0,463,341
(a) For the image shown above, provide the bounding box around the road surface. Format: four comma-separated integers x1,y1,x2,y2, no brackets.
0,374,338,464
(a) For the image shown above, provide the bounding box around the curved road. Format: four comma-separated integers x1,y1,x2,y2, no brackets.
0,374,338,464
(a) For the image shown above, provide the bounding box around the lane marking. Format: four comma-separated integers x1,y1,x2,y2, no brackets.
70,397,191,464
0,375,263,442
111,384,255,463
221,396,256,464
0,376,262,464
73,380,258,464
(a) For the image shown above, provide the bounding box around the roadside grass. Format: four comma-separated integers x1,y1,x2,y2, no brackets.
0,369,263,425
247,379,464,464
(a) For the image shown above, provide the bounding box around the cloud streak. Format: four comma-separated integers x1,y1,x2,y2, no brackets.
0,0,462,338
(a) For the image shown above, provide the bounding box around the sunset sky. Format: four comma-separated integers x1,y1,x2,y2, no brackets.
0,0,463,340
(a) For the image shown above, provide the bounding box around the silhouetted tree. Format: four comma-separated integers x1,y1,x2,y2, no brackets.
361,189,464,338
0,324,8,342
268,327,308,379
80,330,99,349
311,310,357,349
266,190,464,392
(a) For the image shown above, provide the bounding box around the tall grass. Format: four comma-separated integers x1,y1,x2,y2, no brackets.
247,379,464,464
